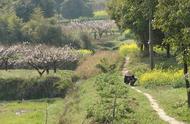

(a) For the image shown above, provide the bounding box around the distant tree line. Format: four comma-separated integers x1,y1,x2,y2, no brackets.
0,0,93,45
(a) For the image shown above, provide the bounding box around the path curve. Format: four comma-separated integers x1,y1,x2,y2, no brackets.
122,57,185,124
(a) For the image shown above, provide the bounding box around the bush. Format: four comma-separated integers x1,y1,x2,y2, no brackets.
118,29,136,41
87,73,132,123
0,70,73,100
119,43,139,57
77,32,93,49
75,51,121,79
139,70,185,88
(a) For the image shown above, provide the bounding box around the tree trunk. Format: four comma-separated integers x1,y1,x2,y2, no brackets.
99,32,103,39
149,18,154,70
46,68,49,75
140,43,143,52
112,95,117,124
143,42,149,56
5,60,8,71
53,61,57,73
183,49,190,107
166,44,171,58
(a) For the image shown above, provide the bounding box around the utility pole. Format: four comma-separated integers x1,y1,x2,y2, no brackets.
149,0,154,70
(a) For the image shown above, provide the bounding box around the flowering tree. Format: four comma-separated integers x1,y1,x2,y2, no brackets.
21,44,79,76
62,20,117,39
0,45,22,71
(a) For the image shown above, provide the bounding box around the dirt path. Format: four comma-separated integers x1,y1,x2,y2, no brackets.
123,57,185,124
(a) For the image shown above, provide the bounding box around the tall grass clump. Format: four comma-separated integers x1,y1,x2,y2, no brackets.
75,51,121,79
119,42,139,58
139,70,184,88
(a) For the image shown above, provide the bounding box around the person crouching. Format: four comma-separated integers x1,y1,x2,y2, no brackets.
124,71,137,86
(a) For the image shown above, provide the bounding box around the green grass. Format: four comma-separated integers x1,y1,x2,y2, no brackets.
59,77,98,124
0,69,73,124
125,87,167,124
58,75,167,124
139,87,190,123
0,69,73,79
0,98,65,124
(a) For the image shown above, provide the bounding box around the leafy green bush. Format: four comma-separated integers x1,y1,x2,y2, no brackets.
77,32,93,49
139,70,185,88
87,73,132,123
118,29,136,41
0,71,73,100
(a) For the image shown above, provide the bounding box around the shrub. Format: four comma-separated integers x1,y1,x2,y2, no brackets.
87,73,132,123
119,43,139,58
0,70,73,100
75,51,121,79
139,70,185,88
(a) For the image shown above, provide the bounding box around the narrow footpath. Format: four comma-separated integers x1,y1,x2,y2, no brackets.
122,57,185,124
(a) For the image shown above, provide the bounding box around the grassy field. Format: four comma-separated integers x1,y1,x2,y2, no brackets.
0,69,73,79
59,75,167,124
0,98,65,124
0,69,74,124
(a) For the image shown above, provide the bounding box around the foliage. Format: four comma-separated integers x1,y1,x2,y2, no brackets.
87,73,131,123
107,0,164,55
60,0,93,19
139,70,184,88
62,20,117,40
0,13,23,43
21,8,63,45
0,44,79,76
0,70,73,100
154,0,190,106
154,0,190,63
73,32,93,49
59,73,167,124
119,42,139,57
96,58,117,73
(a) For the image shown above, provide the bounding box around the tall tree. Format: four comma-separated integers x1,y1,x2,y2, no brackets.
107,0,164,58
154,0,190,107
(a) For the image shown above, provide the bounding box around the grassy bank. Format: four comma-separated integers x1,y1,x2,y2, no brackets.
0,98,65,124
59,74,167,124
0,70,73,100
